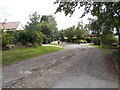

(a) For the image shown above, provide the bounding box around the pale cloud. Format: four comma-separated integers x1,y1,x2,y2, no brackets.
0,0,93,30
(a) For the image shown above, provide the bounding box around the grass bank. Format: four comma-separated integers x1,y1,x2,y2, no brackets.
88,44,113,54
2,46,63,65
50,43,65,47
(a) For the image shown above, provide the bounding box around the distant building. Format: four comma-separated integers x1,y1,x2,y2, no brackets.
90,34,97,37
0,22,24,31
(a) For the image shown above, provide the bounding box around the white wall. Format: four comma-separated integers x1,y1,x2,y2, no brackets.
16,23,24,30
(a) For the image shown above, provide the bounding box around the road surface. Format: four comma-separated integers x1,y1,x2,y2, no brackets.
2,44,119,88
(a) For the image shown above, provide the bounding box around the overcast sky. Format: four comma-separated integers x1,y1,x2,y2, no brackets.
0,0,93,30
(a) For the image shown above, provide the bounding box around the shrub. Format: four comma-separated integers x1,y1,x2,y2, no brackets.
42,35,49,44
26,30,44,45
12,30,44,46
25,42,33,47
86,38,91,43
80,40,84,43
18,31,28,45
101,34,118,45
2,32,12,47
91,37,100,45
80,40,87,43
11,31,23,44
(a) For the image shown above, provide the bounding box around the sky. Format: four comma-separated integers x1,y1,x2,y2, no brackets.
0,0,93,30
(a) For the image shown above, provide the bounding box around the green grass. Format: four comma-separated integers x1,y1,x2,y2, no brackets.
2,46,63,65
88,44,113,54
112,50,120,70
50,43,65,47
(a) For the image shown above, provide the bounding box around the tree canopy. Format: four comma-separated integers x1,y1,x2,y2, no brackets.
55,1,120,45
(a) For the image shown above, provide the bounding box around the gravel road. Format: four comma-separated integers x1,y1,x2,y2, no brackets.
2,44,119,88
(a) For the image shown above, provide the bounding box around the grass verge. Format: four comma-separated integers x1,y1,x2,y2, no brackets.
50,43,65,47
2,46,63,65
88,44,112,54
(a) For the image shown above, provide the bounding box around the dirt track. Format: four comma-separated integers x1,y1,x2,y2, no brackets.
2,44,119,88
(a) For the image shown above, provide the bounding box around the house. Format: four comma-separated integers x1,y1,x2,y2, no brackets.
0,22,24,31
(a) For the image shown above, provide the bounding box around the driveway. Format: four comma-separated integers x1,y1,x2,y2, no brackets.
2,44,119,88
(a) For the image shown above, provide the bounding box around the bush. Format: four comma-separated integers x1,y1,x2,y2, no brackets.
25,42,33,47
18,31,28,45
12,30,44,46
2,32,12,47
11,31,23,45
42,35,49,44
86,38,91,43
91,37,100,45
101,34,118,45
80,40,84,43
79,40,87,43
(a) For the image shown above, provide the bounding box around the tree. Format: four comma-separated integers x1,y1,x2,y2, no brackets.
75,21,89,40
101,31,118,45
37,21,53,37
55,1,120,45
47,15,58,41
25,12,41,31
38,15,58,41
40,15,49,22
59,30,64,41
64,26,75,41
2,32,12,47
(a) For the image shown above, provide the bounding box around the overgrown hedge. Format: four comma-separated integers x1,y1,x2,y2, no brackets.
2,30,50,49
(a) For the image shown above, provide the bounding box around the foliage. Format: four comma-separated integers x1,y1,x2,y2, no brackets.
42,34,49,44
64,26,75,41
75,21,89,40
55,2,92,17
58,30,64,41
2,12,59,49
39,15,58,41
25,12,41,31
75,29,89,40
0,29,2,47
55,1,120,45
101,32,118,45
91,37,100,45
37,21,53,36
11,30,44,46
40,15,49,22
25,12,59,44
2,32,12,47
26,30,43,45
11,31,23,44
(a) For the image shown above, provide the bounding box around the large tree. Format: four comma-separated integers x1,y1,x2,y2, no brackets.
25,12,41,31
64,26,75,41
75,21,89,40
37,15,58,41
55,1,120,45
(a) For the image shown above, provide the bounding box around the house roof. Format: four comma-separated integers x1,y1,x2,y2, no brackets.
0,22,20,30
